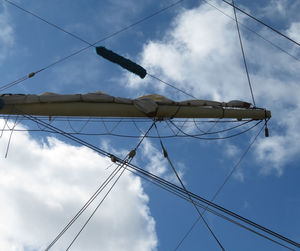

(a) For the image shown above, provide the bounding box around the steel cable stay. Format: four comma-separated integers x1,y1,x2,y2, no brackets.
4,115,19,158
45,162,122,251
173,119,267,250
154,124,225,250
64,122,155,250
44,121,156,250
65,164,126,251
15,111,299,250
121,159,300,250
0,115,10,138
126,167,295,251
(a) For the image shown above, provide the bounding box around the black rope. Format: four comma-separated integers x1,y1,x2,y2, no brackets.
155,124,225,250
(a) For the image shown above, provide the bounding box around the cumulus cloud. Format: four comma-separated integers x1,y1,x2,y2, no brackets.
139,139,185,185
122,1,300,175
125,1,252,101
0,120,157,251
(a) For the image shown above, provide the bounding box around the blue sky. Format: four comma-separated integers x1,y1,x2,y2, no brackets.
0,0,299,250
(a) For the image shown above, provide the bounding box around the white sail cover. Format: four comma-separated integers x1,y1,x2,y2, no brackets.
0,92,252,107
0,92,270,119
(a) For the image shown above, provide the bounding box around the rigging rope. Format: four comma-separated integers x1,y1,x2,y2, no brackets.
168,119,263,140
123,164,294,251
1,0,185,91
65,122,154,250
155,124,225,250
2,0,299,93
4,115,19,158
174,119,268,250
232,0,256,107
221,0,300,47
45,162,121,251
46,121,155,250
15,111,298,250
201,0,299,62
0,117,258,139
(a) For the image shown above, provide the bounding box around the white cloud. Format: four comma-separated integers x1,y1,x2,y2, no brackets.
93,0,152,33
260,0,289,19
287,22,300,43
0,3,14,64
0,120,157,251
50,52,104,93
125,2,250,101
122,1,300,175
140,139,185,185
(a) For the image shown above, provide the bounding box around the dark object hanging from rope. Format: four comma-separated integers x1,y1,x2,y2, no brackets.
96,46,147,79
265,125,269,137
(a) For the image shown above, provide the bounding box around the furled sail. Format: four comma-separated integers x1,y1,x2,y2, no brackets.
0,92,271,120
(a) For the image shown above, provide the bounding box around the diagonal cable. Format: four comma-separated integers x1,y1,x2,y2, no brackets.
0,0,185,91
201,0,299,61
12,108,299,249
64,122,155,250
174,120,267,250
221,0,300,47
155,124,225,251
232,0,256,106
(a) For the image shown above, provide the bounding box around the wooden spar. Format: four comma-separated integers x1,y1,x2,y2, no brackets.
0,102,271,120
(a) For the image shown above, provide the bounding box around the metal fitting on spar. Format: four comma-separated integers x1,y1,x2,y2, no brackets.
0,98,5,110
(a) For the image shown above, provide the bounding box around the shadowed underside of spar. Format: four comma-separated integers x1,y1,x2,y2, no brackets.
0,92,271,120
